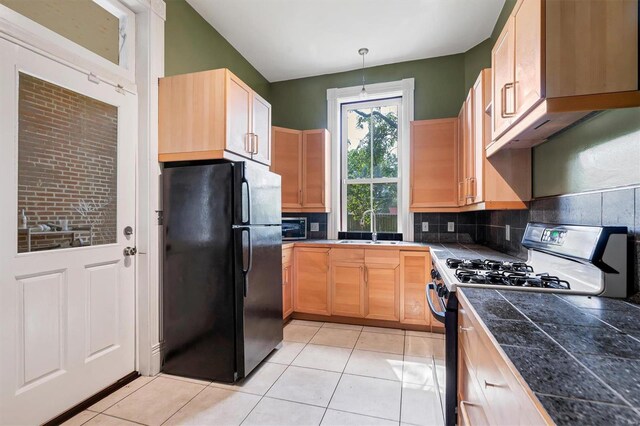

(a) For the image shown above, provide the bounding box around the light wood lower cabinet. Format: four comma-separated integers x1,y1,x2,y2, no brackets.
458,291,552,426
331,261,365,318
291,246,438,331
293,247,330,316
282,246,293,319
365,264,399,321
399,251,431,326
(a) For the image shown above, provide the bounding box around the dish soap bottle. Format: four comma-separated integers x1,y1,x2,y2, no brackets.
20,209,27,229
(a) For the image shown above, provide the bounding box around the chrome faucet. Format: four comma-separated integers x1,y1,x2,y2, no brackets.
361,209,378,242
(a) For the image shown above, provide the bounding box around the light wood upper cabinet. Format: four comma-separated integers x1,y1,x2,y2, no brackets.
159,68,272,165
302,129,330,210
489,0,640,154
271,127,330,212
226,73,252,157
252,92,272,166
457,104,466,207
282,246,293,319
399,251,431,326
513,0,543,119
293,247,330,315
492,16,515,138
410,118,459,209
272,127,303,209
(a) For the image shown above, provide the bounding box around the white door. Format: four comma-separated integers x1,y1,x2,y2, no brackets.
0,38,137,425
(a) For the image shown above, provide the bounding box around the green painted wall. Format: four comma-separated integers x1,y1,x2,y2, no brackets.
164,0,270,99
533,109,640,197
463,38,492,92
270,55,466,130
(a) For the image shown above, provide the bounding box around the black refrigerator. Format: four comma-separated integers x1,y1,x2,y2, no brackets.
162,161,283,383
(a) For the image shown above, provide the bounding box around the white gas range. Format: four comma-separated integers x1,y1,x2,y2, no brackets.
427,222,629,426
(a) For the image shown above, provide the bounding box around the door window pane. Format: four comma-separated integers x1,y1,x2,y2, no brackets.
373,183,398,233
1,0,121,64
17,73,118,253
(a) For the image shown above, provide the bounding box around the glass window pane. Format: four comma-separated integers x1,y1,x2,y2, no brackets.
372,105,398,178
346,108,371,179
1,0,121,65
346,184,371,232
373,183,398,233
17,73,118,253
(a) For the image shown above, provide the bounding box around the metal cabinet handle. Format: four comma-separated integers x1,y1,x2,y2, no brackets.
459,326,473,332
501,82,516,117
254,134,259,155
459,401,474,426
244,133,251,153
484,380,503,388
364,266,368,284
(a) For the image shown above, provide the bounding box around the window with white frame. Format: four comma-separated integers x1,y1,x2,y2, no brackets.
341,97,402,233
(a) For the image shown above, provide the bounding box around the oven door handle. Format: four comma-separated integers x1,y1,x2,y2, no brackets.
426,283,446,323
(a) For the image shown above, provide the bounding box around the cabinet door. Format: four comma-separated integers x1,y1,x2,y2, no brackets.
302,129,329,210
464,90,475,205
410,119,459,209
400,252,431,326
365,264,399,321
293,248,330,315
331,262,365,318
457,103,466,207
226,73,252,158
471,70,489,204
282,262,293,318
513,0,542,119
492,17,515,140
271,127,303,209
251,91,272,166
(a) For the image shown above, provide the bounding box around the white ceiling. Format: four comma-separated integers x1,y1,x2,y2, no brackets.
186,0,505,82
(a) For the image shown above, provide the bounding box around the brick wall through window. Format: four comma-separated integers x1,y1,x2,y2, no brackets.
17,73,118,252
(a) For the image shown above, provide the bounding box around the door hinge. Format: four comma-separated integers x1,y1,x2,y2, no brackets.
116,84,125,94
156,210,164,225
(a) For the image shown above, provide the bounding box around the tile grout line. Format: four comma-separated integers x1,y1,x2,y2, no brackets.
319,325,363,424
158,377,212,426
495,291,640,417
239,321,323,425
78,375,161,425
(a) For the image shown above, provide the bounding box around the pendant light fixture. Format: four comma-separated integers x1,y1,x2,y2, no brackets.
358,47,369,98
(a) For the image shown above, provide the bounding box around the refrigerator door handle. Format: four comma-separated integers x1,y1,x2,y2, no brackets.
241,227,253,297
242,177,251,225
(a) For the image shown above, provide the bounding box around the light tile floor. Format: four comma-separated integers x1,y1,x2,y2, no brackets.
64,322,446,426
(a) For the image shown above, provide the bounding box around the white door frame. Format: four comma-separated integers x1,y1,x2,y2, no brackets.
0,0,166,377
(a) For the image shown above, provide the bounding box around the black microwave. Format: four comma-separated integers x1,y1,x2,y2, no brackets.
282,217,307,240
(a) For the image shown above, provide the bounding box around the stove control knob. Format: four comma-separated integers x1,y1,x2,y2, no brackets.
431,269,436,279
437,285,446,298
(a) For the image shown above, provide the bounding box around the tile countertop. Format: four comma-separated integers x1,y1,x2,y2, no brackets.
288,239,429,251
459,287,640,425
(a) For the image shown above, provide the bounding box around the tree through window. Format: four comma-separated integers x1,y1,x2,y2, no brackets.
342,98,401,233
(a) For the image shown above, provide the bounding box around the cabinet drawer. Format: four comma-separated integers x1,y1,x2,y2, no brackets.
282,247,293,265
365,249,399,266
458,306,479,370
331,248,364,262
475,338,521,425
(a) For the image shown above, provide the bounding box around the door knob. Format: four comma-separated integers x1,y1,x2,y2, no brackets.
124,246,137,256
124,226,134,236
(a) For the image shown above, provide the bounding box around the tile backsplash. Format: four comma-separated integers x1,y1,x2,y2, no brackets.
414,186,640,297
282,212,328,239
